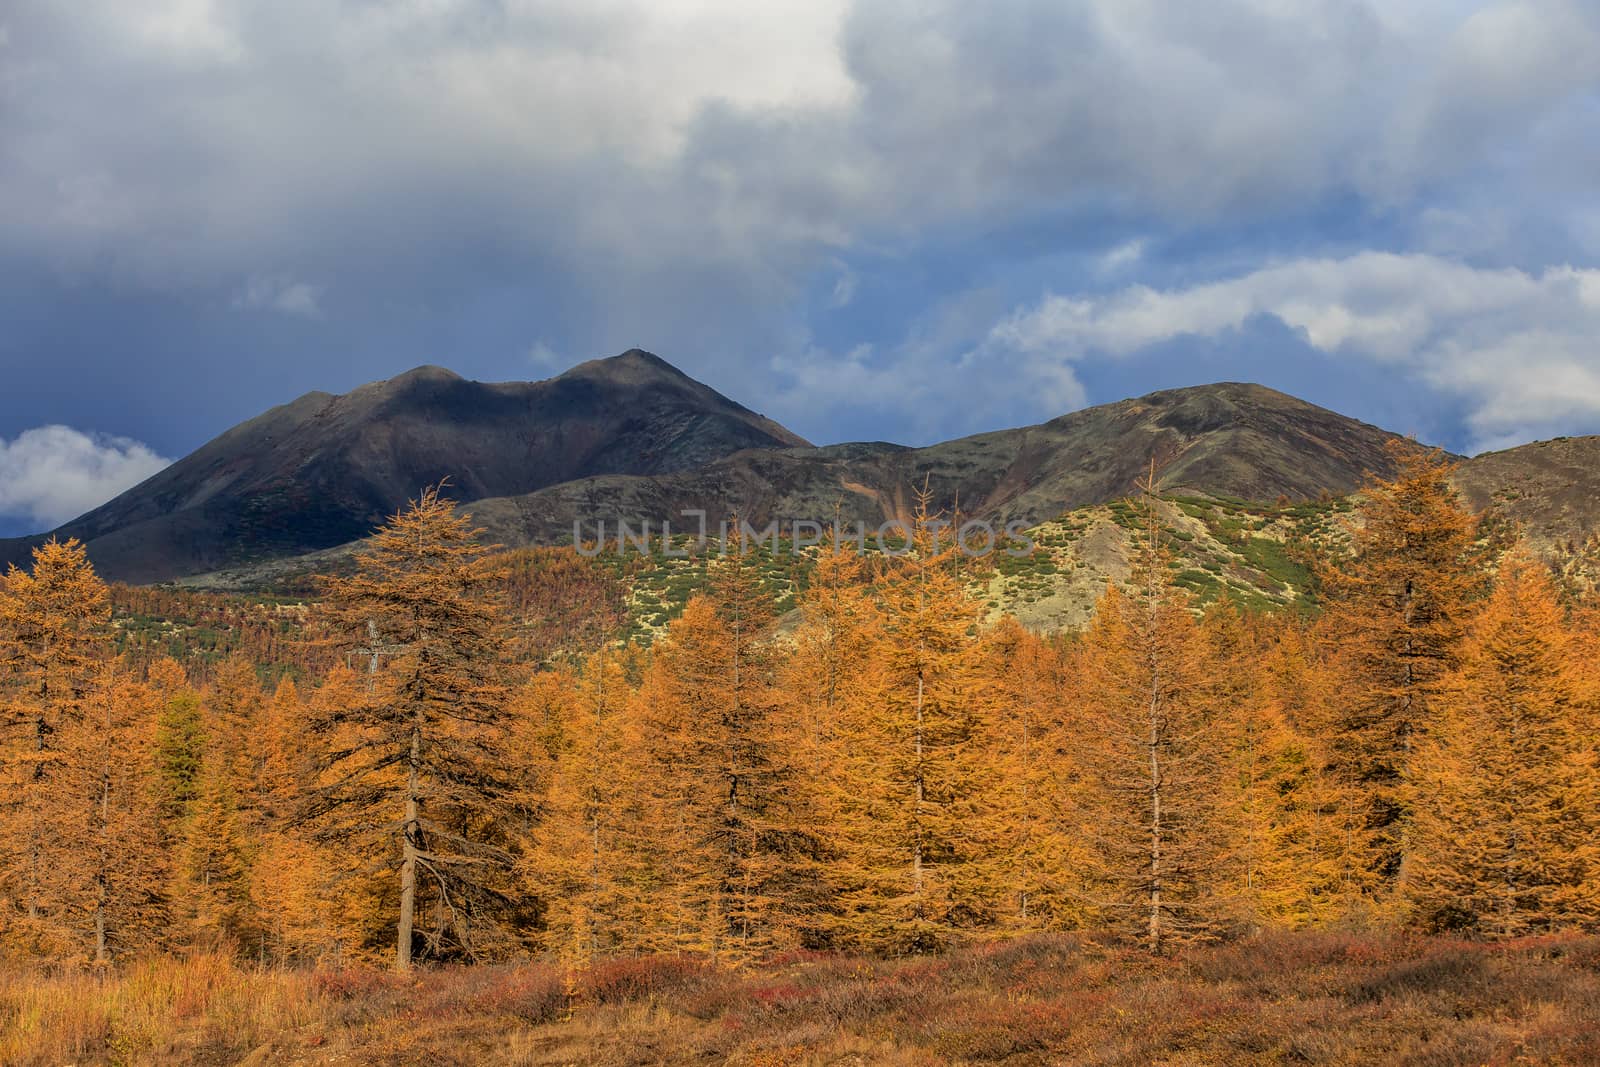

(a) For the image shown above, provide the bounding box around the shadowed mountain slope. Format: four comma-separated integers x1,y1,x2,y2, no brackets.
463,382,1412,546
0,350,808,582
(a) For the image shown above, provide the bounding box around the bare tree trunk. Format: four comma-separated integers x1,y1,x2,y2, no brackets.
94,767,110,964
1148,704,1163,955
912,667,926,898
1147,604,1164,955
397,721,421,972
29,713,44,922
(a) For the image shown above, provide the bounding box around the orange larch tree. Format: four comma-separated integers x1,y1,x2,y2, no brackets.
821,491,1004,952
1407,551,1600,935
980,618,1091,932
54,666,171,963
0,539,113,954
631,542,825,962
521,652,652,969
1317,442,1484,897
305,484,522,970
1070,476,1228,952
1212,612,1348,929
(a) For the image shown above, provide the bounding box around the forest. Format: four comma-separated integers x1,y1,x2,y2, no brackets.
5,444,1600,1064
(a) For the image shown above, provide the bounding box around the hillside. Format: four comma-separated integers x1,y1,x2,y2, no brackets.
179,378,1408,593
1454,435,1600,558
0,351,808,583
462,381,1408,548
16,349,1599,599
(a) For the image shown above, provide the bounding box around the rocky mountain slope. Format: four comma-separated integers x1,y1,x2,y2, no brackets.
0,350,807,583
10,350,1599,597
463,381,1409,548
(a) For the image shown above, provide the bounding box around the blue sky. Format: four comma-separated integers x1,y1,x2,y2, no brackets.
2,1,1599,536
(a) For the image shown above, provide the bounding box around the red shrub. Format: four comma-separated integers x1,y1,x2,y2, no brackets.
580,955,717,1005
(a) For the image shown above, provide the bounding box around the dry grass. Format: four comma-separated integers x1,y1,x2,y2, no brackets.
6,932,1600,1065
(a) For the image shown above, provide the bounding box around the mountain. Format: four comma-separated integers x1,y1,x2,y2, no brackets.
460,381,1410,547
22,346,1577,591
1453,436,1600,585
0,350,809,583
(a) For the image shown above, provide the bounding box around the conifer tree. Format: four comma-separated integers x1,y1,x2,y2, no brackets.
822,490,1001,952
207,654,265,801
784,543,879,774
55,668,171,963
255,675,304,822
981,618,1089,931
522,652,649,967
180,756,256,949
1071,474,1226,952
1213,616,1347,929
152,687,207,829
249,829,334,965
305,484,521,970
1407,551,1600,935
239,673,336,963
1317,442,1483,894
631,542,823,962
0,539,112,948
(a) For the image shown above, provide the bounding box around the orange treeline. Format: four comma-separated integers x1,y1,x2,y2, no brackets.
3,448,1599,970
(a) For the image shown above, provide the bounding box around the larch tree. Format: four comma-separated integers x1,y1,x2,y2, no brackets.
180,753,256,949
254,675,305,822
980,618,1090,931
631,542,824,962
0,538,112,951
206,654,266,806
1406,551,1600,935
1071,473,1227,953
55,667,171,963
305,484,522,971
822,489,1002,952
1214,615,1348,929
783,542,880,778
522,651,650,969
152,687,207,831
1317,442,1484,896
249,673,336,964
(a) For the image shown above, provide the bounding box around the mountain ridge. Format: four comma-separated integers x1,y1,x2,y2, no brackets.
8,351,1593,589
0,350,810,582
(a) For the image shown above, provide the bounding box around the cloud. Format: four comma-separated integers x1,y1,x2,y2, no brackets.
0,426,171,531
527,340,565,372
232,274,322,317
828,260,858,309
1097,240,1145,277
987,253,1600,451
5,1,1595,289
0,0,1597,450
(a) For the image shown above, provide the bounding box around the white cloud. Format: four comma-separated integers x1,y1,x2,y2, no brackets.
0,426,171,530
988,252,1600,450
1096,239,1145,276
828,259,858,308
4,0,1595,292
2,0,1598,448
527,340,565,371
232,274,322,317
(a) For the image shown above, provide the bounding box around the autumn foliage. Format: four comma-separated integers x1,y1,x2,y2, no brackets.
4,455,1600,1017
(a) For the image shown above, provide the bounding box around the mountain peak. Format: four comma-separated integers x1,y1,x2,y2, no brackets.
389,364,463,386
558,348,695,388
0,348,812,582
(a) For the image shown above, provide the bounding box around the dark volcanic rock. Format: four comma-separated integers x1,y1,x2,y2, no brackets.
0,350,808,582
462,382,1412,547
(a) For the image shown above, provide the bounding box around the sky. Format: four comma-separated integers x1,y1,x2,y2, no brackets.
2,0,1599,536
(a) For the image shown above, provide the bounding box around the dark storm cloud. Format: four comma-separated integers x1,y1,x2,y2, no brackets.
1,1,1597,530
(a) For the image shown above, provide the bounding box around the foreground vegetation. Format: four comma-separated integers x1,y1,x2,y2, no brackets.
8,931,1600,1065
8,443,1600,1062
